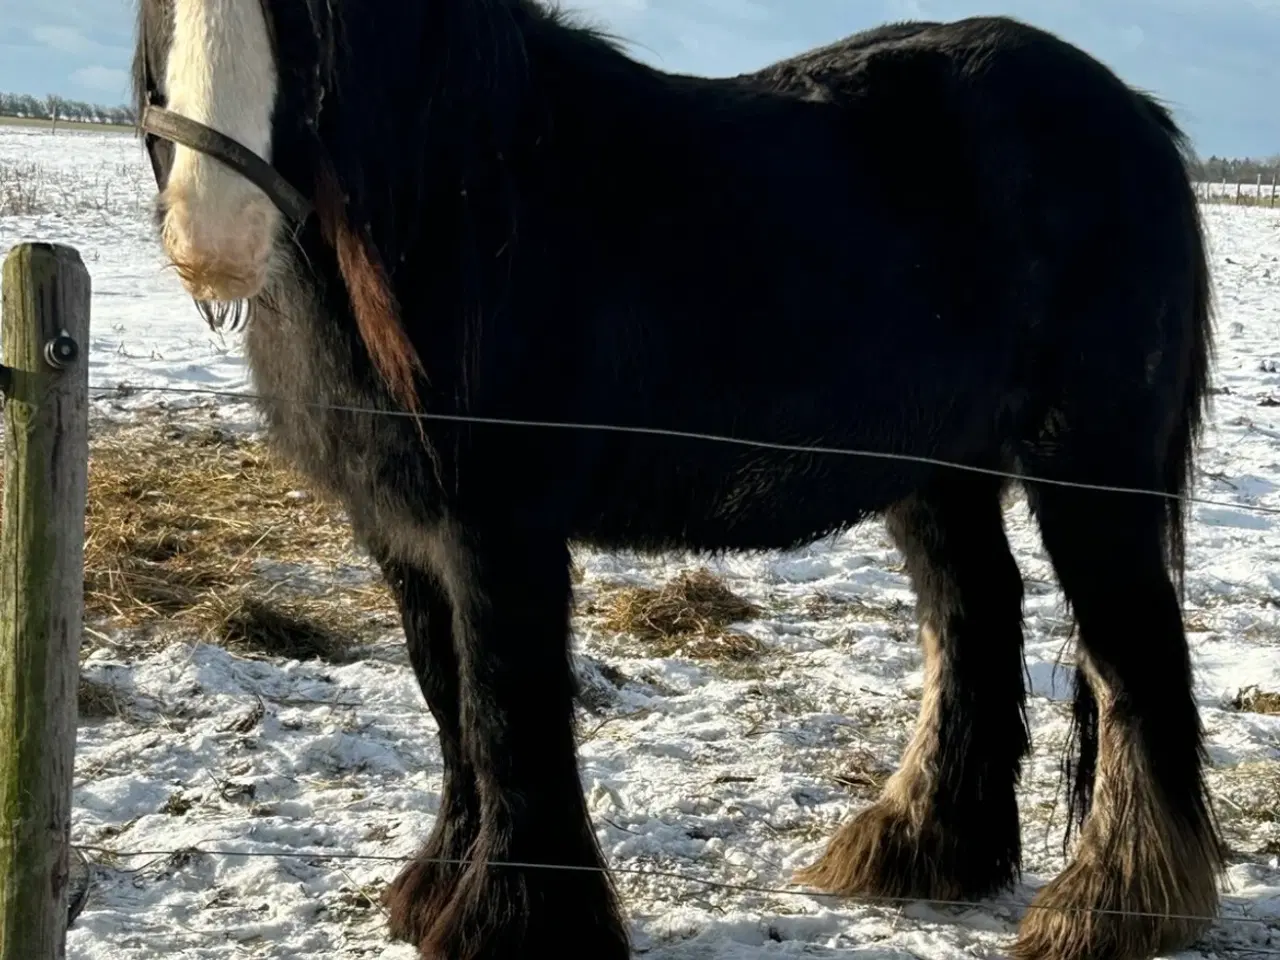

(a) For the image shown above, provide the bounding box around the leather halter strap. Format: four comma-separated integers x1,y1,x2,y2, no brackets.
140,103,313,223
137,0,315,226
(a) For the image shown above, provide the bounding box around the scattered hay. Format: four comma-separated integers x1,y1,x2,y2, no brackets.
802,591,854,619
210,595,361,663
337,884,379,911
160,793,194,817
829,748,893,797
677,632,763,662
1231,685,1280,716
331,876,390,925
802,591,911,623
714,659,772,682
78,676,128,719
1208,760,1280,836
598,568,759,638
1182,610,1212,634
2,415,395,661
589,568,763,662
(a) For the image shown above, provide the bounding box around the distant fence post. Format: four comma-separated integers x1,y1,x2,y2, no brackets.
0,243,90,960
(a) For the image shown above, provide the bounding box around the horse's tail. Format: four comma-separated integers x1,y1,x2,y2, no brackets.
1061,92,1214,851
1143,96,1215,601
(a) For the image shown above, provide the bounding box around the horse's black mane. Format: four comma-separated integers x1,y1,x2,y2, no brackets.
298,2,615,238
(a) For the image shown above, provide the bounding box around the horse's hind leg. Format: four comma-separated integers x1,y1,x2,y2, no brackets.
374,554,479,946
797,473,1029,900
1012,484,1221,960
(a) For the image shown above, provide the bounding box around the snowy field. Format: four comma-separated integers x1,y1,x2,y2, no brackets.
1198,180,1278,204
2,122,1280,960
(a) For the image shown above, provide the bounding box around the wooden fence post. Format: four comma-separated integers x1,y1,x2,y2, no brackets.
0,243,90,960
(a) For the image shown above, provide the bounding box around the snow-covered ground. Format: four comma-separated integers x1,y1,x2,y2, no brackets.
2,123,1280,960
1198,180,1279,203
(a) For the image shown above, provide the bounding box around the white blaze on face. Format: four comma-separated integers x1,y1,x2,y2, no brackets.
160,0,280,301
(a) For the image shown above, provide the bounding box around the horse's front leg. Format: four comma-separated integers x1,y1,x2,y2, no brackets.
374,553,479,946
420,523,630,960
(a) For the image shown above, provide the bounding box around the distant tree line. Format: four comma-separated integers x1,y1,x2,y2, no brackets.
0,92,135,126
1190,155,1280,184
0,88,1276,181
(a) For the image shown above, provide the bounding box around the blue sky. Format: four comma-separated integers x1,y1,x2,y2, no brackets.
1,0,1275,157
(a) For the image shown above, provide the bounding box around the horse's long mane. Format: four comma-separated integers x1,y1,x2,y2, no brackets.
290,0,636,412
134,0,627,413
282,0,528,411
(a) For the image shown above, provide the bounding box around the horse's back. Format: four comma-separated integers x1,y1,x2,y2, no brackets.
542,15,1207,548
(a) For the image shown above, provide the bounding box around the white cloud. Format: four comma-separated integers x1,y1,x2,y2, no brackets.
698,0,771,23
1118,24,1146,51
31,25,99,55
886,0,930,17
71,65,128,95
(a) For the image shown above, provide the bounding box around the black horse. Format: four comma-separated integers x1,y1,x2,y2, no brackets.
133,2,1221,958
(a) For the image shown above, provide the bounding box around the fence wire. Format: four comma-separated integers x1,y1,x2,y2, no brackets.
85,381,1280,517
46,377,1280,954
70,841,1280,930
